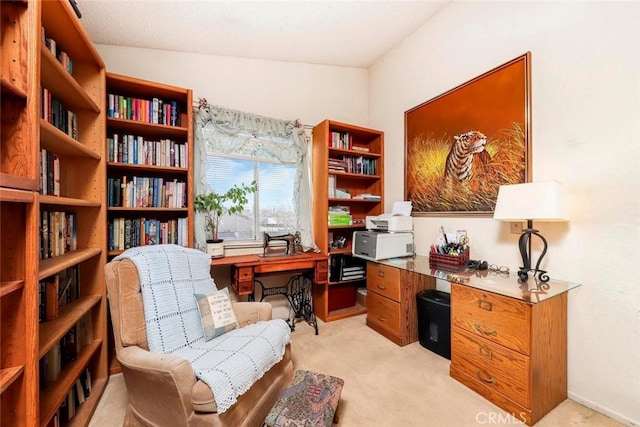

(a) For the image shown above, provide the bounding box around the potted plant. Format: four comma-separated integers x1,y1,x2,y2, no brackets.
194,181,257,256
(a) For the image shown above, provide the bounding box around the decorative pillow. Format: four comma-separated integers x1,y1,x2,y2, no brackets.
194,288,240,341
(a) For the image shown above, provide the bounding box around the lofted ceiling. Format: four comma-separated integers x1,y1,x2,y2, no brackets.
78,0,449,68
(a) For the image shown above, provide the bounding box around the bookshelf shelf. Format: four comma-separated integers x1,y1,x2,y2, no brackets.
40,46,100,113
39,249,102,280
39,295,102,358
40,120,101,159
326,303,367,322
1,77,28,99
107,117,189,139
107,162,188,173
40,194,102,208
328,147,381,158
0,366,24,395
0,280,24,298
0,186,35,203
39,340,102,426
312,119,384,322
108,207,189,212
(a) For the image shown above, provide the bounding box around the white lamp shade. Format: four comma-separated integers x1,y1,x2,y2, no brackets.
493,181,569,222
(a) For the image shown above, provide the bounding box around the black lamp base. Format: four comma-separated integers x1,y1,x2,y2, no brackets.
518,222,550,283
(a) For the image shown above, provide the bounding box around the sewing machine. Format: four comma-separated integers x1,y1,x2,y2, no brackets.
262,231,301,257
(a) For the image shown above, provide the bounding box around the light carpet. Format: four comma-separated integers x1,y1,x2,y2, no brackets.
90,314,621,427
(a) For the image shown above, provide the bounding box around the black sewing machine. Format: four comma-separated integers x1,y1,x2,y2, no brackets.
262,231,301,257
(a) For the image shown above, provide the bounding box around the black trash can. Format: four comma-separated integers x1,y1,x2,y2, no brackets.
416,290,451,360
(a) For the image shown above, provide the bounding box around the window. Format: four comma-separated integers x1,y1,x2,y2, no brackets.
204,153,297,243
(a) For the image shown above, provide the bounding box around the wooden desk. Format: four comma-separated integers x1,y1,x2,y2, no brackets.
211,252,328,299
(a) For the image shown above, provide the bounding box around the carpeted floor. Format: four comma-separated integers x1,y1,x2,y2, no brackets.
90,314,621,427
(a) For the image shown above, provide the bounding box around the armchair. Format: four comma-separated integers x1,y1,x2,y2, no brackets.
105,246,294,426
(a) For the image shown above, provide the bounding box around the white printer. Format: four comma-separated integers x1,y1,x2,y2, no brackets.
353,202,414,261
365,215,413,232
352,230,414,261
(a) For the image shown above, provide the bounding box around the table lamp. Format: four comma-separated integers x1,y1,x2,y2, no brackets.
493,181,569,282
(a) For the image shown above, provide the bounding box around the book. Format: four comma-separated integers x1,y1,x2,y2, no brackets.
45,275,60,321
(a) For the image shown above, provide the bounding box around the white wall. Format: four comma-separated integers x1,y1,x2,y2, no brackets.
96,45,369,127
368,1,640,425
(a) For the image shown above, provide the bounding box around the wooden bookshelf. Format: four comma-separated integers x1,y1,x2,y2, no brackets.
2,0,108,425
105,73,194,256
311,120,384,322
104,73,193,373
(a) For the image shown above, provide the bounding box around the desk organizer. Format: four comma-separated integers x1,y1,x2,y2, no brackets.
429,249,470,266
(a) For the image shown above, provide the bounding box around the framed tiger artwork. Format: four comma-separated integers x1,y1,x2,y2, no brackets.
404,52,532,216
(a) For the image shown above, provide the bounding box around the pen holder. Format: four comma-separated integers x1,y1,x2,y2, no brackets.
429,248,470,266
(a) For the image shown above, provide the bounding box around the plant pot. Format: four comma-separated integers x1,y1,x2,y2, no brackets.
206,239,225,258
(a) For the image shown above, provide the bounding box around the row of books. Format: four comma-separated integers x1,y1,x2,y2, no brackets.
40,314,92,391
41,27,73,75
40,211,78,260
41,87,78,140
107,176,187,208
40,149,61,196
108,217,189,250
44,367,92,426
107,93,180,127
107,133,188,168
329,155,378,175
38,266,79,323
329,131,351,149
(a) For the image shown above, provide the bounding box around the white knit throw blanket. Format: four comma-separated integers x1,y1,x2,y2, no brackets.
114,244,291,413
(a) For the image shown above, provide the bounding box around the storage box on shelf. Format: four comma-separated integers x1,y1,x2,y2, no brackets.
105,73,194,257
311,120,384,321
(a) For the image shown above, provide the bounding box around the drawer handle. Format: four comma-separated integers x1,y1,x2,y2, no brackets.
477,299,493,311
377,283,387,290
475,369,497,384
478,346,493,359
378,270,385,277
474,323,497,336
377,315,387,322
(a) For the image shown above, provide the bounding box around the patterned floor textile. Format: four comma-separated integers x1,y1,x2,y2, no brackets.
265,370,344,427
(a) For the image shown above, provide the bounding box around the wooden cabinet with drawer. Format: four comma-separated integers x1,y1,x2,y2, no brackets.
366,262,434,346
450,283,568,425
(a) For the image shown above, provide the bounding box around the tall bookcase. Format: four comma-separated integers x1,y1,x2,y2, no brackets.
2,0,108,426
105,73,194,256
311,120,384,322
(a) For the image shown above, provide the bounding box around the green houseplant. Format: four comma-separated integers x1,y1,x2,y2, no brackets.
194,181,257,242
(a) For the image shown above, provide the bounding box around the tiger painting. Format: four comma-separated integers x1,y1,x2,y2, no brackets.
444,130,491,182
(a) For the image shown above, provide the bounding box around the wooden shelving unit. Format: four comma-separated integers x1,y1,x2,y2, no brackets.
311,120,384,322
2,0,108,425
104,73,193,374
105,73,194,258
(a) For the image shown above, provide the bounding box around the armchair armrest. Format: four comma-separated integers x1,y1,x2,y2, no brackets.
232,301,273,326
117,346,206,424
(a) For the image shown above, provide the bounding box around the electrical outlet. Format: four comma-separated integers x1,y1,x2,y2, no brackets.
510,222,524,234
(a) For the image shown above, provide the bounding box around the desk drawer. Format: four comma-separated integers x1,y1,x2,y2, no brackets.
367,263,400,302
234,267,254,294
315,260,328,283
451,284,531,354
452,327,530,408
367,292,400,337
